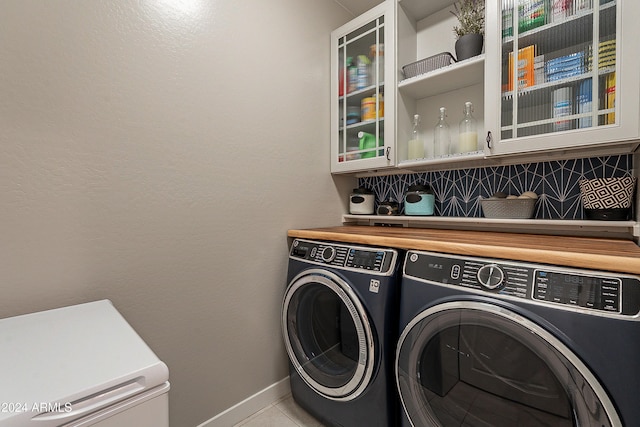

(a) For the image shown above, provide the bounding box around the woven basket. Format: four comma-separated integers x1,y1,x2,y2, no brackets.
402,52,456,79
481,198,536,219
579,177,636,209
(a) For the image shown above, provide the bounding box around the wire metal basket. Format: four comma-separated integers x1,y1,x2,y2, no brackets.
402,52,456,79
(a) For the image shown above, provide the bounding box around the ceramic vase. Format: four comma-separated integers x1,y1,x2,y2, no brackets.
455,33,483,61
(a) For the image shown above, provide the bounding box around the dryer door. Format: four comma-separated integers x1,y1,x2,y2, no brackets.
396,301,621,427
282,269,375,401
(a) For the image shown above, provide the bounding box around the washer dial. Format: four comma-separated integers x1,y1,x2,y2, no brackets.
477,264,505,290
321,246,336,262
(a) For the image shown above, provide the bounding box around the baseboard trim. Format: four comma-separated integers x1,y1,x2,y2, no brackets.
196,377,291,427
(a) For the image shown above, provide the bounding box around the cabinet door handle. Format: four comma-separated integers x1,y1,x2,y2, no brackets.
486,131,493,149
386,146,391,161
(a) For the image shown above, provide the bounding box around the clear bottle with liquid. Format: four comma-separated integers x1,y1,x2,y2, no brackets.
434,107,451,157
369,44,384,84
459,101,478,153
407,114,425,160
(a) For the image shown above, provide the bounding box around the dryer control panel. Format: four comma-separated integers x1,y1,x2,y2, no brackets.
290,239,397,275
404,251,640,316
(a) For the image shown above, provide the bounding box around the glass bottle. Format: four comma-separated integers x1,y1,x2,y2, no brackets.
407,114,425,160
459,101,478,153
434,107,451,157
369,43,384,84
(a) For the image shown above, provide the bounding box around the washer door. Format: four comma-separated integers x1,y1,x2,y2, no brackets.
282,269,375,401
396,301,621,427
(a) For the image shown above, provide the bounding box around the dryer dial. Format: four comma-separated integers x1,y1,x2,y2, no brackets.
321,246,336,263
477,264,505,290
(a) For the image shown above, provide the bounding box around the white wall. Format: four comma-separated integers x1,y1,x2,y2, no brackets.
0,1,355,425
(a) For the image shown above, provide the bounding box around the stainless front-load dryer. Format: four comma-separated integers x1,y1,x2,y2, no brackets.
396,250,640,427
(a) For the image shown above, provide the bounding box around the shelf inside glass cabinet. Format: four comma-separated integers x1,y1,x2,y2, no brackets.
398,55,485,99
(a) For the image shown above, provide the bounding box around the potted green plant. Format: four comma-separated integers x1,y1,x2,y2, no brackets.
451,0,485,61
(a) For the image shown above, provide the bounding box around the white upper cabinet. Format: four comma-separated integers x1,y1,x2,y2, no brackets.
486,0,640,155
395,0,487,170
330,0,640,174
331,1,395,173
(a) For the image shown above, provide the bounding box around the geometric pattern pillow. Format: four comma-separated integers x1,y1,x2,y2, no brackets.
579,177,636,209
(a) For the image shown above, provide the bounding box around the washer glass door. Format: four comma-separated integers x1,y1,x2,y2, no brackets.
282,269,375,401
396,301,620,427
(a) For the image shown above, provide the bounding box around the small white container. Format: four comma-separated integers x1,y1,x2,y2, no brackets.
350,188,375,215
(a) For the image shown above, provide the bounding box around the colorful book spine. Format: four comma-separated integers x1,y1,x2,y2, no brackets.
518,0,546,33
534,55,545,84
606,73,616,124
502,0,514,38
552,87,573,132
577,78,592,129
508,45,536,91
551,0,572,23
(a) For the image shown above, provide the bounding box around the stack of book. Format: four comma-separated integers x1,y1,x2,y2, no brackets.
587,39,616,71
546,51,586,82
518,0,547,33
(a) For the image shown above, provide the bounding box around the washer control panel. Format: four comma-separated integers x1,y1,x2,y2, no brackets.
404,251,640,316
533,270,621,312
290,239,396,274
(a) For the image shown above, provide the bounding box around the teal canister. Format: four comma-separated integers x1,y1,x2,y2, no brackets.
404,184,435,215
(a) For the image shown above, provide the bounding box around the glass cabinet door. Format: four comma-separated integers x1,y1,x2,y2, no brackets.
331,2,393,173
500,1,618,141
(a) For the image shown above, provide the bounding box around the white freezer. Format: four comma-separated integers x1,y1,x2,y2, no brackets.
0,300,170,427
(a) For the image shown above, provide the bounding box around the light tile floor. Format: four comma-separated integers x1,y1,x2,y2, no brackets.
233,394,327,427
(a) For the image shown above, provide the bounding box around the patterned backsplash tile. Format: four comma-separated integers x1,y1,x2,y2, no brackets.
358,155,634,219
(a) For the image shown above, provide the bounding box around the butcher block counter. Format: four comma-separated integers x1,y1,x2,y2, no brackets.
287,226,640,275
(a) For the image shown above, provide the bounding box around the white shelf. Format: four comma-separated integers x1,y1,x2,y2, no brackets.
343,214,638,240
502,68,616,99
398,151,487,171
500,110,612,132
398,0,455,22
398,55,485,99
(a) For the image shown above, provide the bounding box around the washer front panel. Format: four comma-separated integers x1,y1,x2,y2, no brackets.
282,269,375,401
396,301,621,427
403,250,640,317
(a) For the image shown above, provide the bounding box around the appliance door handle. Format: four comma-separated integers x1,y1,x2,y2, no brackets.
31,378,145,424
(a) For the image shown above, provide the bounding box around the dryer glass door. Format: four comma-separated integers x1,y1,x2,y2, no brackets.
396,301,620,427
282,270,375,401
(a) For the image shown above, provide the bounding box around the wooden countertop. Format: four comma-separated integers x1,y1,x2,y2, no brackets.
288,226,640,275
